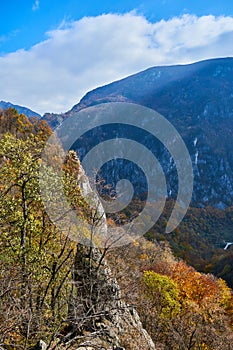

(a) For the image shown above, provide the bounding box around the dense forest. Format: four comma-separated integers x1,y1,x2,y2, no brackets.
146,201,233,289
0,108,233,349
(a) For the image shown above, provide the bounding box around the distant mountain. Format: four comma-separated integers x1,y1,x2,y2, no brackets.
43,57,233,209
0,101,41,118
43,57,233,288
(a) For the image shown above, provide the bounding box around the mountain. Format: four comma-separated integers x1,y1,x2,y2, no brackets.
43,57,233,209
0,100,41,118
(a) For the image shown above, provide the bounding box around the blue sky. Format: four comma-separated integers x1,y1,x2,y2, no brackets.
1,1,233,113
1,0,233,54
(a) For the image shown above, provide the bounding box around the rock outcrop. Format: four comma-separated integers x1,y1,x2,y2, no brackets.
67,244,156,350
50,154,156,350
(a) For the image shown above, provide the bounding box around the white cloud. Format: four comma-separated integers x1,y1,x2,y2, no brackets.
32,0,39,11
0,13,233,114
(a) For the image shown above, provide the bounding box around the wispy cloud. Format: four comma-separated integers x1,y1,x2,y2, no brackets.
0,29,19,45
32,0,39,11
0,13,233,114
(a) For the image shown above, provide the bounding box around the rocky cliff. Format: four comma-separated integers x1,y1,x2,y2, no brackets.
50,157,156,350
64,244,156,350
70,162,156,349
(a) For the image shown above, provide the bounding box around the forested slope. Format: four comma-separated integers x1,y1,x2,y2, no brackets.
0,108,232,350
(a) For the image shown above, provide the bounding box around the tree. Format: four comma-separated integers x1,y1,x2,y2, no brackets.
143,270,180,319
107,237,233,350
0,110,121,349
0,114,77,347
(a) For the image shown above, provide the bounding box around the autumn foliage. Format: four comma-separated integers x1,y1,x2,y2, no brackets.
108,238,233,350
0,108,232,350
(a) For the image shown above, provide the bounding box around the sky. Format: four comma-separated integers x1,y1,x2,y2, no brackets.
1,0,233,115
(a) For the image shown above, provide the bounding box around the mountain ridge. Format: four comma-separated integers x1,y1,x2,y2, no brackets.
75,56,233,108
43,57,233,209
0,100,41,118
2,57,233,208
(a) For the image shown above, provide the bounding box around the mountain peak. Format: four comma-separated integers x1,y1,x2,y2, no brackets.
42,57,233,209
